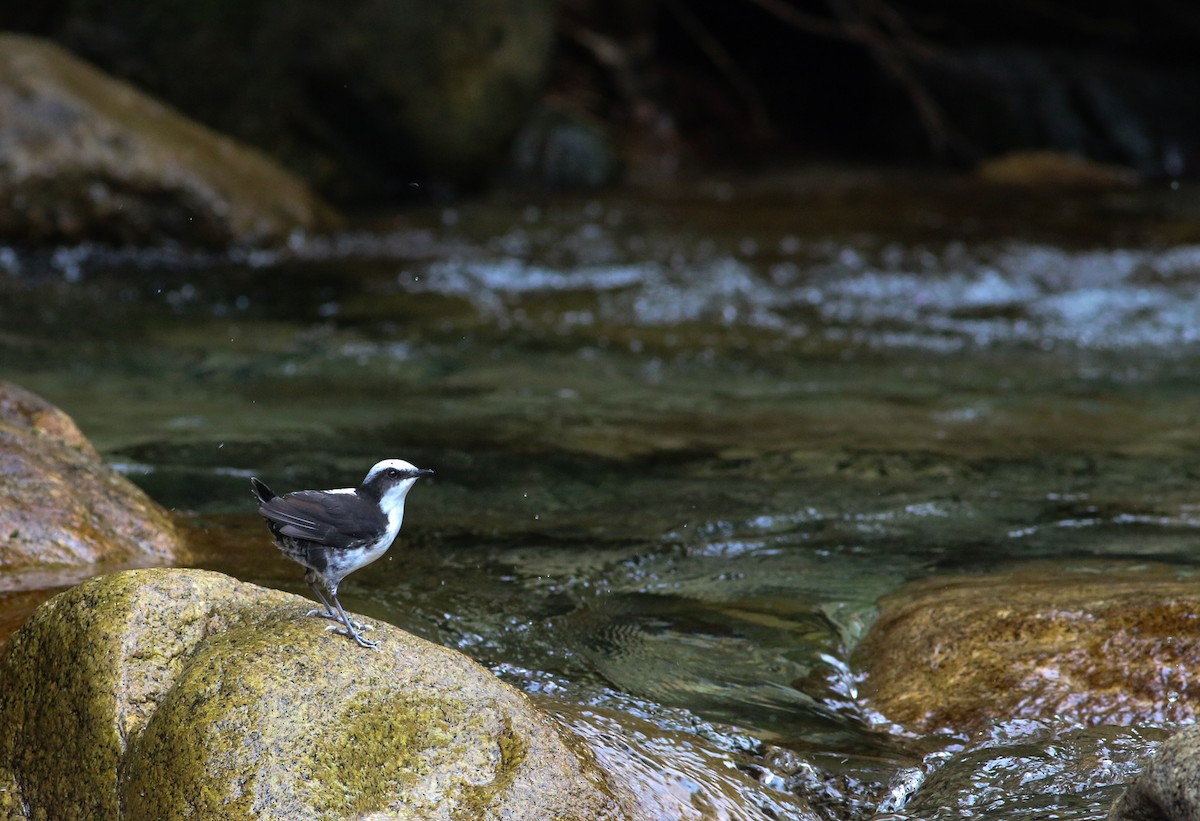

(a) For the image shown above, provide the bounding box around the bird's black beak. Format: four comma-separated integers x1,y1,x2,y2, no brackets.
416,468,434,477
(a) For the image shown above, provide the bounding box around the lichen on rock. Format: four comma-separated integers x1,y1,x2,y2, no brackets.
0,568,632,820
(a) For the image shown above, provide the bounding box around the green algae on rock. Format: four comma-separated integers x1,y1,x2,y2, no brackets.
0,382,186,585
0,568,632,820
856,562,1200,737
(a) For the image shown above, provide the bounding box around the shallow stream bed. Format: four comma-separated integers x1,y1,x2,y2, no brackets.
4,171,1200,819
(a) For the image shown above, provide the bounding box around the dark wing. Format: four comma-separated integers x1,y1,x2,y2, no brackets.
256,490,385,549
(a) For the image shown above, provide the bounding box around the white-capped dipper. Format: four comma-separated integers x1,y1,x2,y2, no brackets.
251,458,433,648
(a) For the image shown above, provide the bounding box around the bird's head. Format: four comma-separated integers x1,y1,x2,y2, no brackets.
361,458,433,512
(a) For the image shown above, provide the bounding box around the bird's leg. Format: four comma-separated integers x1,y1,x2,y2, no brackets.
305,575,374,634
304,571,340,620
325,585,378,649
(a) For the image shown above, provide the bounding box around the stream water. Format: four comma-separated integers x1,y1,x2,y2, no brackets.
4,171,1200,819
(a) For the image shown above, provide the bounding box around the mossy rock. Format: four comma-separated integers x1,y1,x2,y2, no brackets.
0,568,631,819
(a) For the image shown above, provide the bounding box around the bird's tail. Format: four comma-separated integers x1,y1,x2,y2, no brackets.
250,477,276,505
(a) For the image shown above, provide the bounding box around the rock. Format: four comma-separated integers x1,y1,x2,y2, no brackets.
507,103,621,190
0,568,634,820
0,33,339,247
929,48,1200,180
0,380,95,451
977,150,1141,188
9,0,558,200
857,562,1200,736
0,381,186,584
1109,725,1200,821
310,0,558,193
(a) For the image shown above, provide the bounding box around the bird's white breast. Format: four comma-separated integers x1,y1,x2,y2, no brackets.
378,481,416,534
354,479,417,567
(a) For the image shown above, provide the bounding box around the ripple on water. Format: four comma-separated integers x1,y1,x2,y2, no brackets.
545,700,824,821
877,724,1168,821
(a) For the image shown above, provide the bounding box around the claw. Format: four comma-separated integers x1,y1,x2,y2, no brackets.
306,607,375,633
325,623,378,648
350,632,379,649
305,580,380,649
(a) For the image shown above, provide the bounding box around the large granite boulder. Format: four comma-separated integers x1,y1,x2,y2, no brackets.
7,0,558,199
0,381,185,588
857,562,1200,736
0,568,633,820
0,33,339,247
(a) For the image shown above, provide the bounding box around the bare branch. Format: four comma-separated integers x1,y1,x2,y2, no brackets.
663,0,777,138
731,0,956,155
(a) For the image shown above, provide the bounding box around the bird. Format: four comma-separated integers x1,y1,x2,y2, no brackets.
251,458,433,648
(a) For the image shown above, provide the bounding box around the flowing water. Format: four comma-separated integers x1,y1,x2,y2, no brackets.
4,171,1200,819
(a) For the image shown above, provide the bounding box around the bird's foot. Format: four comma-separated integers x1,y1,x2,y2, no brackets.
307,609,374,632
325,623,378,648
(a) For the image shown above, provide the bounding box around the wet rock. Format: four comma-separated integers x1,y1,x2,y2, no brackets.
857,562,1200,736
0,33,339,248
1109,725,1200,821
0,381,185,583
0,568,633,820
7,1,557,200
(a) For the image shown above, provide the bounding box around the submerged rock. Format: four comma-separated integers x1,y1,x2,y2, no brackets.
0,381,185,585
1109,725,1200,821
0,33,338,247
857,562,1200,736
0,568,632,820
878,723,1162,820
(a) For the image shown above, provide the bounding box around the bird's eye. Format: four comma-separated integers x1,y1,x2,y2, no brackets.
386,468,400,478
